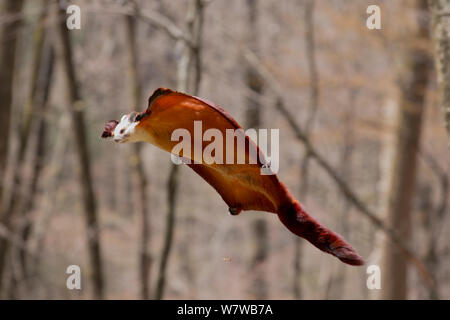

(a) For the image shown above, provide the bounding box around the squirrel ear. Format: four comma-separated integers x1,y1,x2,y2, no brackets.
135,110,150,122
129,112,137,122
101,120,118,138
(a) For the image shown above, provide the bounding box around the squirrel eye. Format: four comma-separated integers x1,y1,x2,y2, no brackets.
120,129,125,134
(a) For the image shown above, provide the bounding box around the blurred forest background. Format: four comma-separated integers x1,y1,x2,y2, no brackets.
0,0,449,299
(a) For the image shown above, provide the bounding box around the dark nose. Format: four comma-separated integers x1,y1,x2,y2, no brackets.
102,120,118,138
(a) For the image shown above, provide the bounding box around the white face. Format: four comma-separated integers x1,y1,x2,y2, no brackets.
113,112,139,143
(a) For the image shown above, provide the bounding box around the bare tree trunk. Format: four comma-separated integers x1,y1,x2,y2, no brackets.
322,89,357,299
154,163,178,300
245,30,432,288
0,0,25,292
18,45,54,282
243,0,268,300
30,110,70,290
1,0,51,289
381,0,432,300
429,0,450,148
419,152,448,299
250,220,268,298
155,0,204,300
123,10,152,300
293,0,318,299
54,3,104,299
178,0,205,297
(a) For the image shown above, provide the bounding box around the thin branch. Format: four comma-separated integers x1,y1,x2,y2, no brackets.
123,4,152,299
294,0,318,299
243,46,433,287
54,3,104,298
0,223,36,259
154,0,205,300
84,3,194,46
420,151,448,218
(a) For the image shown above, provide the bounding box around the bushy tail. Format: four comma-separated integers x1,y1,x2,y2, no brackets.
277,201,364,266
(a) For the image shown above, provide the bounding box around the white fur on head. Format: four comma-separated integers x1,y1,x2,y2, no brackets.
113,112,140,143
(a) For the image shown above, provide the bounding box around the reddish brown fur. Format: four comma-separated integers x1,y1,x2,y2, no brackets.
101,120,118,138
102,88,364,266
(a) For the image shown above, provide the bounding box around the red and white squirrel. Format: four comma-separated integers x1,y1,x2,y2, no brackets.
102,88,364,266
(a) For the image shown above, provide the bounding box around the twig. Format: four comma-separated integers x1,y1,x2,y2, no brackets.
84,3,194,46
243,46,433,287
